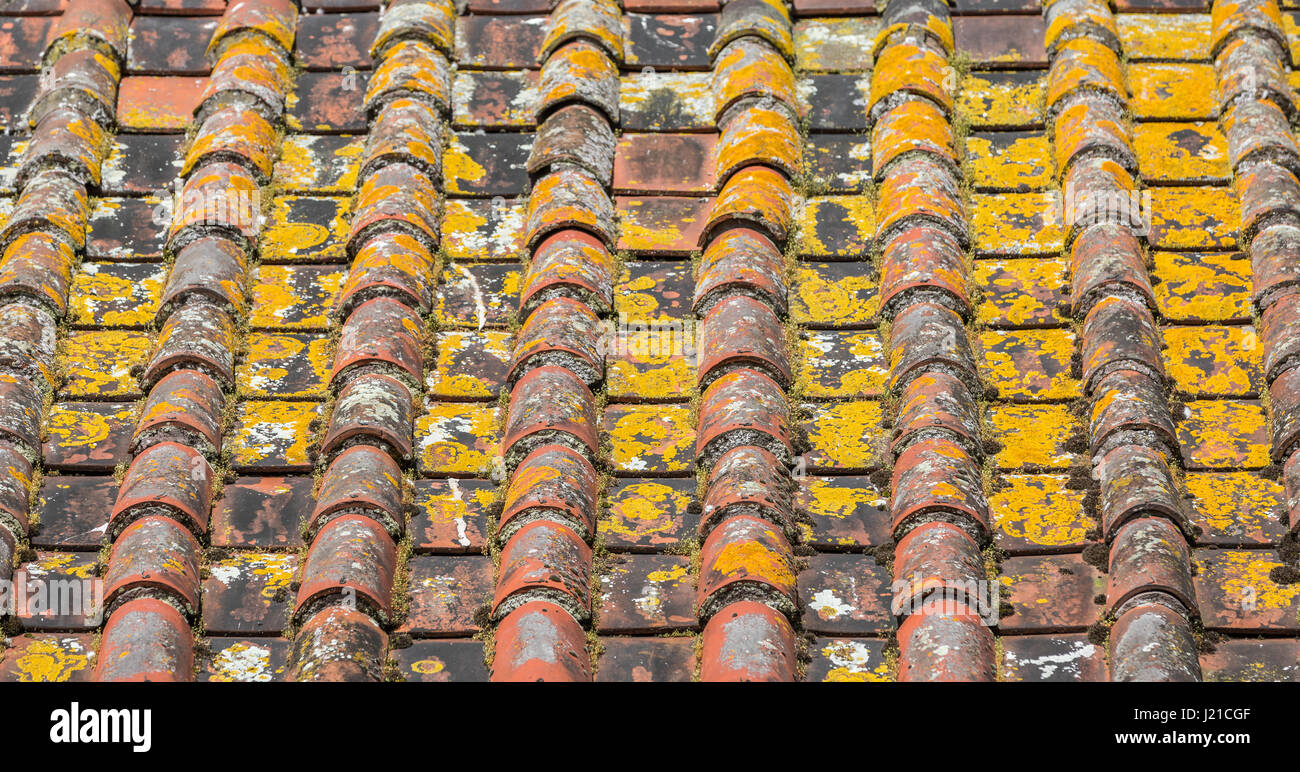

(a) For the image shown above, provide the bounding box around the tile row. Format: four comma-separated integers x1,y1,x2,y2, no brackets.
0,0,133,656
286,0,458,682
1212,0,1300,641
1048,0,1200,681
95,0,298,681
872,0,996,683
687,0,803,682
487,0,624,682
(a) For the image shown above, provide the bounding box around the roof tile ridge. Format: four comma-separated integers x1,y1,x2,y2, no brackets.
865,0,996,683
286,0,455,683
487,0,625,683
1046,0,1201,682
95,0,302,682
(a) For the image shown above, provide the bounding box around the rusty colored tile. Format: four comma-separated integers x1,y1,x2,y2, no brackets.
971,192,1063,256
229,401,321,472
619,70,713,131
43,401,135,472
999,554,1102,632
415,402,501,477
202,552,297,635
1162,325,1262,397
613,133,715,194
410,477,494,553
391,640,489,682
799,329,887,398
0,16,53,72
249,264,346,330
237,332,332,399
262,195,351,263
87,197,167,260
210,477,311,550
604,403,695,475
1135,122,1230,184
139,0,228,14
616,196,711,255
274,134,363,193
1200,639,1300,682
599,477,698,552
455,15,548,68
445,132,533,196
199,639,290,682
117,75,206,131
804,638,891,682
793,17,877,72
798,553,893,634
1001,634,1106,682
954,15,1046,67
801,400,884,472
1177,399,1269,469
0,634,97,682
1117,12,1211,61
127,15,217,75
991,473,1094,553
400,555,493,636
452,70,539,128
987,404,1081,470
974,257,1068,328
597,554,696,633
1128,62,1217,120
790,261,879,327
33,476,115,549
68,262,165,327
614,260,693,321
287,71,367,133
979,328,1079,400
60,329,151,398
625,13,715,69
965,131,1053,192
433,261,521,328
595,637,694,682
1194,549,1300,632
295,11,379,69
959,70,1044,129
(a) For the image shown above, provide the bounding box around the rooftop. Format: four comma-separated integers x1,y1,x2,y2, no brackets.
0,0,1296,682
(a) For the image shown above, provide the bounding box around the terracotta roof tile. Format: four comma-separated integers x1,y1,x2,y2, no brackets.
1,0,1297,685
